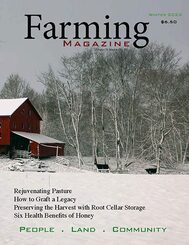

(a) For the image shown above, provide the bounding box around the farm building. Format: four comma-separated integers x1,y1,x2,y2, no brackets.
0,98,65,158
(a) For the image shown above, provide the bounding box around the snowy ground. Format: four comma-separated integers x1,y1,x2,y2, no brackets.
0,172,188,245
0,155,189,174
0,156,89,173
0,156,189,244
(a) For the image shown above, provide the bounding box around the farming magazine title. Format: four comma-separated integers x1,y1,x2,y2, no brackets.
0,0,189,244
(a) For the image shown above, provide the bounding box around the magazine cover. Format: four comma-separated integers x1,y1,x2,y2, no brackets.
0,0,189,244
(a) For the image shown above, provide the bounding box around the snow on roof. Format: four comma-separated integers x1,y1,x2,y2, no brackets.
0,98,28,116
12,131,65,144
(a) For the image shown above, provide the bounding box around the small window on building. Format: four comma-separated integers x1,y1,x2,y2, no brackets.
0,132,2,139
28,110,32,116
13,122,16,129
0,123,2,128
22,123,24,129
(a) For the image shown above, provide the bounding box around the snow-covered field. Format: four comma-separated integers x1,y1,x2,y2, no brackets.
0,156,89,173
0,157,189,245
0,156,189,244
1,155,189,174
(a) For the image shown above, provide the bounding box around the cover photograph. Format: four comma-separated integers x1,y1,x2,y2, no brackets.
0,0,188,244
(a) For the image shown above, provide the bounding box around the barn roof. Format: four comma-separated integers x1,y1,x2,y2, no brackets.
0,98,42,120
0,98,28,116
12,131,64,144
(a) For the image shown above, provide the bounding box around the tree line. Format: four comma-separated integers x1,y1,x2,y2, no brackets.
1,43,189,172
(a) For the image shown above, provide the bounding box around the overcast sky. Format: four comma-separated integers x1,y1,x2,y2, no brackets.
0,0,188,91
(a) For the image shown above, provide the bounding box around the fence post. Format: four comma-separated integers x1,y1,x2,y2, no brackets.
56,146,58,157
